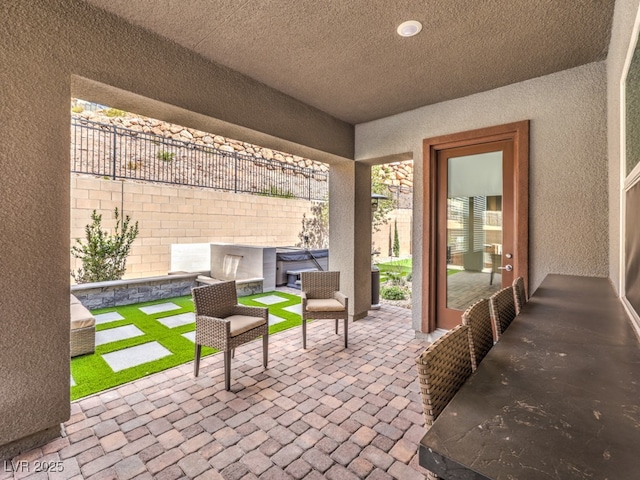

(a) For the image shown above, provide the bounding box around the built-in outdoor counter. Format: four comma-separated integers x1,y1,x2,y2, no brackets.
419,274,640,480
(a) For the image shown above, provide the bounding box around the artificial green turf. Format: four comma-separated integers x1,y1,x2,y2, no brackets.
376,258,412,272
376,258,412,283
70,291,301,400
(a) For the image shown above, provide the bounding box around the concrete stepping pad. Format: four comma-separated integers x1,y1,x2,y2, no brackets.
283,304,302,315
253,295,288,306
102,342,172,372
157,312,195,329
182,331,196,343
94,312,125,325
269,313,287,325
95,325,144,346
139,302,181,315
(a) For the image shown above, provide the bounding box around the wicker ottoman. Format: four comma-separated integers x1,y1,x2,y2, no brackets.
70,294,96,357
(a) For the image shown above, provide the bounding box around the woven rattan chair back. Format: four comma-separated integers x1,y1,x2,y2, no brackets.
191,281,268,391
301,271,340,298
512,276,527,315
192,280,237,319
416,324,473,425
415,324,472,480
461,298,493,371
489,286,516,340
300,271,348,349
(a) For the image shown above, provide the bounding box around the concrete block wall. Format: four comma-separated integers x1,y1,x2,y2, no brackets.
71,175,315,279
371,209,413,259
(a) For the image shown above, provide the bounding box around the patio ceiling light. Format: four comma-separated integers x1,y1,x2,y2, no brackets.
397,20,422,37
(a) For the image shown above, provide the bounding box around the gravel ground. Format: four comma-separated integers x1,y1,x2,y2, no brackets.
379,281,412,309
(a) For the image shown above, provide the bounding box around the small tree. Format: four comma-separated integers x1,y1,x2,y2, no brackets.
296,165,396,250
296,201,329,249
393,219,400,257
71,208,140,283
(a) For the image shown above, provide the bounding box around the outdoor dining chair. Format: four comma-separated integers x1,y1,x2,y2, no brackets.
192,281,268,391
461,298,494,371
300,271,349,349
415,324,473,480
512,276,528,315
489,286,517,341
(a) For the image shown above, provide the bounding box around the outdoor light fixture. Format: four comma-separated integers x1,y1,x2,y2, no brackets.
371,193,388,210
397,20,422,37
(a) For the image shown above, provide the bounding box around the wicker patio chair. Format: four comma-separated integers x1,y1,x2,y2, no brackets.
415,324,473,480
300,271,349,349
512,276,528,315
461,298,493,371
489,286,517,341
192,281,268,391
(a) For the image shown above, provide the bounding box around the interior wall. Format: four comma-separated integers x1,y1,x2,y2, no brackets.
355,62,608,333
607,0,640,295
0,0,353,455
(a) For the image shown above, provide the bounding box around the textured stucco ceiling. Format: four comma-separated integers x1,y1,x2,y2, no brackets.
83,0,615,125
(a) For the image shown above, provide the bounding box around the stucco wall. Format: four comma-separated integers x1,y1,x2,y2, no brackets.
607,0,640,294
0,0,352,455
355,62,609,333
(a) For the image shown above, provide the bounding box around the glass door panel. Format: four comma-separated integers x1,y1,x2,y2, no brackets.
437,140,515,329
446,151,503,309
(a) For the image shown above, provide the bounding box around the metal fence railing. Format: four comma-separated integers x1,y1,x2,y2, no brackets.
71,118,329,200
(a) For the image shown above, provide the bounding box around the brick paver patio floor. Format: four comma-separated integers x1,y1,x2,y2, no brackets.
4,305,432,480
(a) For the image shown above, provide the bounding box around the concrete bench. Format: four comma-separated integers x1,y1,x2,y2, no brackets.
70,294,96,357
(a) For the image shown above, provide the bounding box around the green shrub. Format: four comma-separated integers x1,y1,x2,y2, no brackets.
71,208,139,283
259,185,295,198
104,108,126,117
71,104,84,113
380,285,407,300
157,150,175,162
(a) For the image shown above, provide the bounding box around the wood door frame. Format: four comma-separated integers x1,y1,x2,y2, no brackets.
422,120,529,333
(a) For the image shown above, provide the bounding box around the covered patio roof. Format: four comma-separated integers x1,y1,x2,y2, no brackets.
83,0,615,125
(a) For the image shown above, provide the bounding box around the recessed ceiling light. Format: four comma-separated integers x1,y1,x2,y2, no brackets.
397,20,422,37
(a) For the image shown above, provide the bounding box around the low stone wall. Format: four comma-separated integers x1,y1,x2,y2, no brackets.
71,273,200,309
71,273,265,309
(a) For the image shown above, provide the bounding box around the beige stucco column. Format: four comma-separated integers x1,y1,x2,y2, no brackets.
328,160,372,320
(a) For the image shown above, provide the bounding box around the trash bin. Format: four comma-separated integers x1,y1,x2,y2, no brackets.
371,265,381,309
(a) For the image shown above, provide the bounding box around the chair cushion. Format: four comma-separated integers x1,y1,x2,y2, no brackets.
227,315,267,337
306,298,345,312
70,303,96,330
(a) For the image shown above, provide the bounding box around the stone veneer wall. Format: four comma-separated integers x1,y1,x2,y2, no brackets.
71,273,199,308
71,273,264,308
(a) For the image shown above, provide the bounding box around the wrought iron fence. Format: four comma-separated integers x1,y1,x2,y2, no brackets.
71,118,329,200
387,185,413,210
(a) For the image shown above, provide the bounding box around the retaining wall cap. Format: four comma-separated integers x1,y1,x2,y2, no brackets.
71,272,202,291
